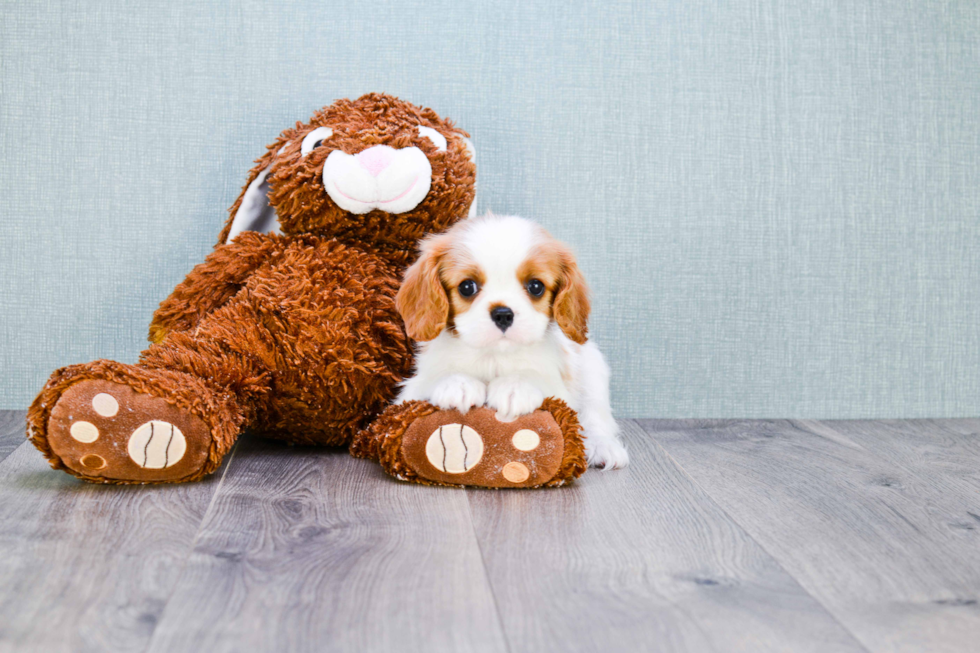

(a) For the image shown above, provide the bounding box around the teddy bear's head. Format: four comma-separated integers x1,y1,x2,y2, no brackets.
218,93,477,265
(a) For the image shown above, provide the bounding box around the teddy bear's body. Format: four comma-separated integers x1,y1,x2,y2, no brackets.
28,94,477,483
145,232,410,446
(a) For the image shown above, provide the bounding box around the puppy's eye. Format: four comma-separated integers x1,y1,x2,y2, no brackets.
301,127,333,156
526,279,546,297
458,279,479,298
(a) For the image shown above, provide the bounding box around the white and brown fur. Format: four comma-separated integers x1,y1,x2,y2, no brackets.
395,213,628,469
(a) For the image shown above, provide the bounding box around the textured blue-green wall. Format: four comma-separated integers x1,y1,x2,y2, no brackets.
2,0,978,416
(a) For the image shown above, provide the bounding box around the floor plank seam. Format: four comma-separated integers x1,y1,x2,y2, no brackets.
463,488,515,653
629,420,876,653
0,411,27,466
0,440,31,470
138,439,243,653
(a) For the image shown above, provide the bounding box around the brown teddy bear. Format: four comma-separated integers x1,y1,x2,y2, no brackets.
27,93,585,488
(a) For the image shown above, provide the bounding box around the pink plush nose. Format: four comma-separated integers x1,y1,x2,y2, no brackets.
356,146,395,177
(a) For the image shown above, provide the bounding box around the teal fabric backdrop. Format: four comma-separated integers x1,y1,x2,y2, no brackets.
2,0,978,417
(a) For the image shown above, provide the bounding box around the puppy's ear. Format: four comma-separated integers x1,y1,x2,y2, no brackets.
553,246,591,344
397,234,451,341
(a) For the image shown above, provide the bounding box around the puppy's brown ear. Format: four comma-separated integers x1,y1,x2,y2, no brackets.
553,246,591,344
397,234,451,341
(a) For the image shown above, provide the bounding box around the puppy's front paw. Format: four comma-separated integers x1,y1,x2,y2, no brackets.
486,377,545,422
586,437,629,470
430,374,487,414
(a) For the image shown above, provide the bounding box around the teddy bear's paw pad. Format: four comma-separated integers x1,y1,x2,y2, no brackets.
46,379,211,482
425,424,484,473
127,421,187,469
401,408,566,488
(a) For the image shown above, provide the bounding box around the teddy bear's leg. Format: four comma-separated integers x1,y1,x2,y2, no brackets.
351,398,588,488
28,307,272,484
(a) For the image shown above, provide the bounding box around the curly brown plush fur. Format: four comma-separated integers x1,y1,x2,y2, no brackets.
27,94,476,484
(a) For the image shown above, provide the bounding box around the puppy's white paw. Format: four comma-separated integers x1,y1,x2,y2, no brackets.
586,437,630,470
486,377,545,422
430,374,487,413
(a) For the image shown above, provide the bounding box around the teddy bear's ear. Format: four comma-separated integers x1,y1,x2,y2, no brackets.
223,166,279,244
217,142,290,245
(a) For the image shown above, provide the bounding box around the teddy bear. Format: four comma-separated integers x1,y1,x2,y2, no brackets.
27,93,586,489
27,93,479,483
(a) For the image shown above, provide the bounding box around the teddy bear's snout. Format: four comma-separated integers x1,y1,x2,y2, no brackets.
323,144,432,216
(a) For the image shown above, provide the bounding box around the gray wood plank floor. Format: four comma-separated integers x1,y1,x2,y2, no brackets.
642,419,980,653
1,411,978,653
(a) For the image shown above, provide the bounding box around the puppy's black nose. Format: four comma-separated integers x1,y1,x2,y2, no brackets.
490,306,514,331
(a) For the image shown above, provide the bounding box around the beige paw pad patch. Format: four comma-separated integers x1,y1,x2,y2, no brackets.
502,461,530,483
127,421,187,469
91,393,119,417
70,421,99,443
511,429,540,451
425,424,484,474
81,454,106,470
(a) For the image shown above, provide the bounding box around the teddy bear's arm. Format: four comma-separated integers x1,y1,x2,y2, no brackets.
148,232,281,344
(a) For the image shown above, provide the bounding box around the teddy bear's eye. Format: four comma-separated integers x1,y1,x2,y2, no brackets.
417,126,447,152
301,127,333,156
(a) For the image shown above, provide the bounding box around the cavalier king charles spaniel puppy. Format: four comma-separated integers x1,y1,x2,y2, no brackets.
395,213,629,469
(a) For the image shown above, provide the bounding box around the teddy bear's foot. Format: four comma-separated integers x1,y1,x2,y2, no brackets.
43,379,212,483
26,359,243,484
352,398,587,488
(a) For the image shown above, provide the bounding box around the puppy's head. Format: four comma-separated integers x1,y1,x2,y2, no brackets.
396,214,590,348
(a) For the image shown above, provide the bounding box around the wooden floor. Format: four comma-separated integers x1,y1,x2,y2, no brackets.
1,412,978,653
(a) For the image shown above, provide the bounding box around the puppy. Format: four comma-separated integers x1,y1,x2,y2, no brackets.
395,213,629,469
